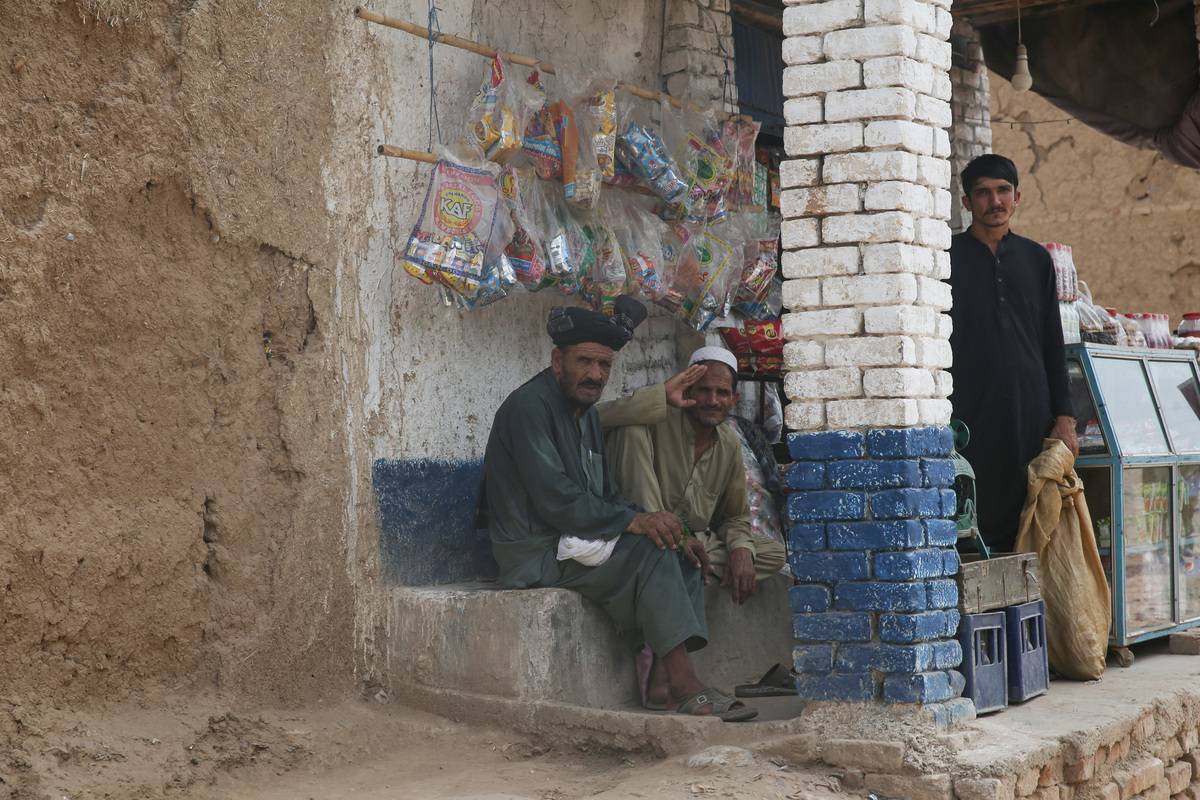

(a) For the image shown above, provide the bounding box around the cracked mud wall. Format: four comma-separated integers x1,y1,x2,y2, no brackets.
1,0,678,707
990,75,1200,317
0,1,357,706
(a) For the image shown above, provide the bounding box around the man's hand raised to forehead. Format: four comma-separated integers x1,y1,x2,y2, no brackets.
665,364,708,408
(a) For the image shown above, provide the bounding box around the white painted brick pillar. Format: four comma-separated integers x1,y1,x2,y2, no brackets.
779,0,956,433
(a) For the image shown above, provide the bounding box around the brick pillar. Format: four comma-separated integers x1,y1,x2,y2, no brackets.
948,20,991,231
778,0,971,719
661,0,739,113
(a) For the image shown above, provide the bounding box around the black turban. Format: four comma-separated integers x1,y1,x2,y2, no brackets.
546,295,647,351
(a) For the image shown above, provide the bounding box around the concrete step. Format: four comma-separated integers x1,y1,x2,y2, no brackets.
385,575,796,711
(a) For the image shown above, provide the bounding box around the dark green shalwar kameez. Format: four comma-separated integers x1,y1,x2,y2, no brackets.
484,369,707,657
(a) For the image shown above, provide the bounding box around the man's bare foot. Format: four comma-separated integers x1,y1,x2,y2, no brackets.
646,657,672,708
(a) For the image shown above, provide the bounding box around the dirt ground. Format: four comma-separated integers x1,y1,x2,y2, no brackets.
0,696,845,800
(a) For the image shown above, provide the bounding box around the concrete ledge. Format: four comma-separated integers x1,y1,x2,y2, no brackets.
384,575,796,711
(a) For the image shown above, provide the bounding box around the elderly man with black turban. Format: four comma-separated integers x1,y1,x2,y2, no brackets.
949,154,1076,553
483,296,756,722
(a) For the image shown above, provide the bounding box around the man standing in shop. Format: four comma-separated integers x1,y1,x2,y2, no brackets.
948,154,1077,553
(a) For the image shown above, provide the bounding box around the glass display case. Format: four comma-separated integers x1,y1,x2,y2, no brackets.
1068,344,1200,645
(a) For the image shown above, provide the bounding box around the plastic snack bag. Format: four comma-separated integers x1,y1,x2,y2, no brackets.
537,180,592,296
402,152,505,303
732,211,781,308
671,221,738,331
498,166,549,289
579,210,629,314
609,195,672,304
521,70,563,179
467,55,539,164
721,319,784,377
581,79,618,179
723,118,762,211
616,120,689,206
662,102,734,224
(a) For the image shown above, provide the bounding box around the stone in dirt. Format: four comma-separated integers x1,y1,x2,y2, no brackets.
686,746,754,769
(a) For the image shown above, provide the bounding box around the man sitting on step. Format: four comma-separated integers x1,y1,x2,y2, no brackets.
483,296,756,722
598,346,788,608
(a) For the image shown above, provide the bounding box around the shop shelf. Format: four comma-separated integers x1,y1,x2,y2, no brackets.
1005,600,1049,703
958,610,1008,714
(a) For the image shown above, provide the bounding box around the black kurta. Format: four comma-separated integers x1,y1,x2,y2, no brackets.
948,231,1072,552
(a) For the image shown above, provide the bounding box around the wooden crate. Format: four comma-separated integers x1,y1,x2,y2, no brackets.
958,552,1041,614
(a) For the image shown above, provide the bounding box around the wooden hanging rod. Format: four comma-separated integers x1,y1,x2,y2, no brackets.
352,6,752,122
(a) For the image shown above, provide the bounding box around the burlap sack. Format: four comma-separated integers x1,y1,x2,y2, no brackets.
1014,439,1111,680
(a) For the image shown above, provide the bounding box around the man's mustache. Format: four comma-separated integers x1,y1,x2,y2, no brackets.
579,380,603,389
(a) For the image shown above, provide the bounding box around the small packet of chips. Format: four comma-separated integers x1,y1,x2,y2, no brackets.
467,55,539,164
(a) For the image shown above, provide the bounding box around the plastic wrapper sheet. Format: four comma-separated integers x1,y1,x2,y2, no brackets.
526,178,591,297
403,155,516,308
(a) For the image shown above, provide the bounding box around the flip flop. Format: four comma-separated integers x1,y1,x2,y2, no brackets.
677,687,758,723
735,662,798,698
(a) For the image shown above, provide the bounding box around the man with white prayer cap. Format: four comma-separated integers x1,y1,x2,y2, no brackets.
597,345,787,610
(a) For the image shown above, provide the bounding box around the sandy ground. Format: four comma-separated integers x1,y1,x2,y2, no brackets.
0,695,845,800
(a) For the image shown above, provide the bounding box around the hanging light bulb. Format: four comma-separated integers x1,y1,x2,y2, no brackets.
1011,0,1032,92
1012,43,1033,92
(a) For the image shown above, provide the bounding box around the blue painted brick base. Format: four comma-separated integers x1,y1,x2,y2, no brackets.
794,671,876,702
787,426,961,708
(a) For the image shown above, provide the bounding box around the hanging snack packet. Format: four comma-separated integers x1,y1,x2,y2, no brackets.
673,222,738,331
616,121,688,205
522,70,562,179
662,102,734,224
721,319,784,376
579,208,629,314
583,81,618,179
553,99,600,210
732,211,781,307
723,118,762,210
497,166,549,289
402,154,505,303
608,195,670,303
467,55,538,164
539,181,592,296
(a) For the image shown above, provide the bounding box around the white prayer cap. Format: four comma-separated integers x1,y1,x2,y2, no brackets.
688,346,739,377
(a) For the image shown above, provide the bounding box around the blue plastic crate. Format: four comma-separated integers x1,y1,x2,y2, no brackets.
1005,599,1049,703
958,610,1008,714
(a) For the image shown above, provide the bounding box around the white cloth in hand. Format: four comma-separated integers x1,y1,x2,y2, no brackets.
556,534,619,566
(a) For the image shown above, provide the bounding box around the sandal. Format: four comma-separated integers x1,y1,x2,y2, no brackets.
677,687,758,723
735,663,798,698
